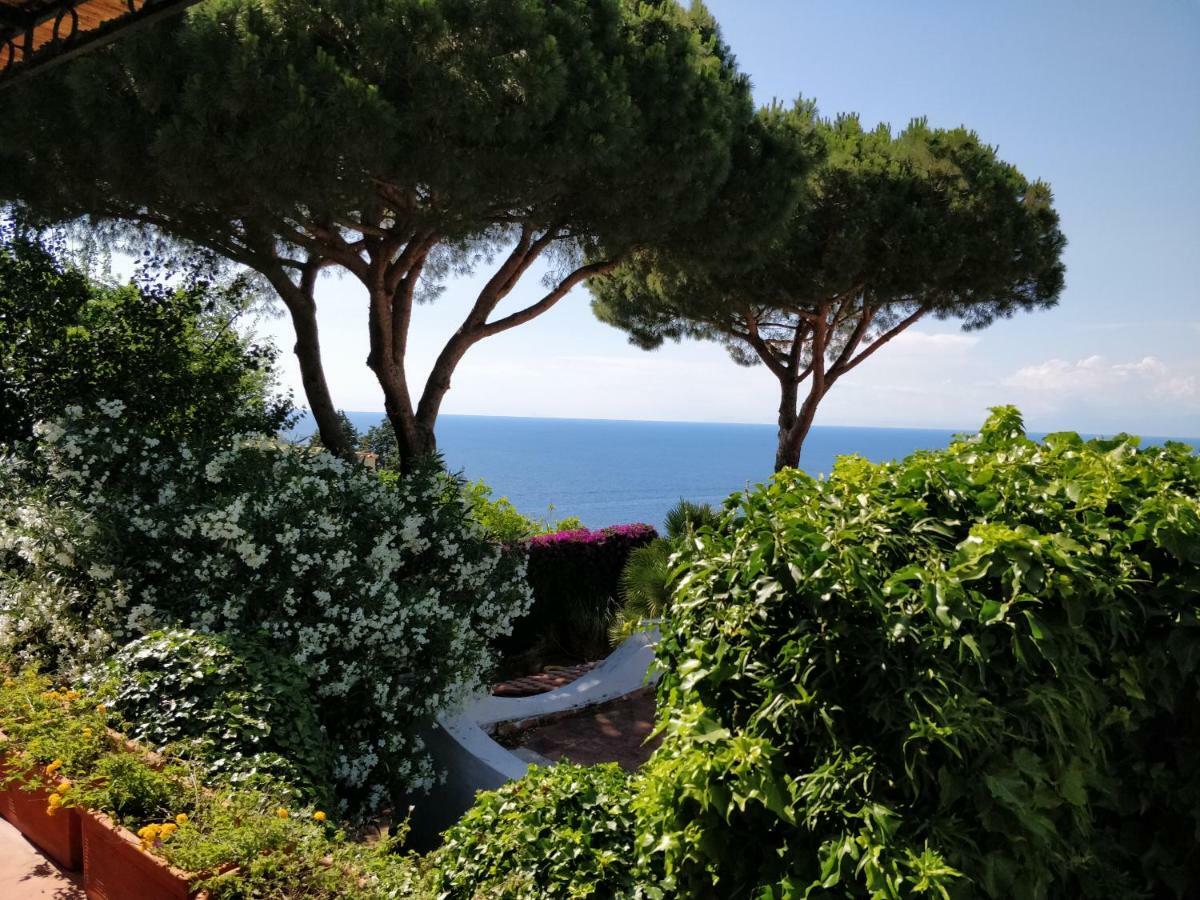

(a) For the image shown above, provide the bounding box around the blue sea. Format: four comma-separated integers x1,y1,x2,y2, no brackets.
289,413,1196,530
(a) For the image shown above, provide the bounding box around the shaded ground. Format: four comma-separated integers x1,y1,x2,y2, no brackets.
506,687,660,771
0,818,85,898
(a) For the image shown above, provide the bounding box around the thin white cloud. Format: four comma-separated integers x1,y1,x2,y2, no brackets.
1001,356,1200,437
1004,354,1196,400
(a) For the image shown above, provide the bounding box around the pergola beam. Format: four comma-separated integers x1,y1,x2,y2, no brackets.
0,0,199,87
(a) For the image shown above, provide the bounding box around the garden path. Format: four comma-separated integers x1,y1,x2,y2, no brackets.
512,686,660,770
0,817,84,897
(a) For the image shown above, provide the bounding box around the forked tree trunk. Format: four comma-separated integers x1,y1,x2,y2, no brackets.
387,409,438,472
754,301,927,473
360,235,616,474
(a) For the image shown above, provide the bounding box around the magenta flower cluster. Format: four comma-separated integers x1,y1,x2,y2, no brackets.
508,522,660,660
525,523,657,549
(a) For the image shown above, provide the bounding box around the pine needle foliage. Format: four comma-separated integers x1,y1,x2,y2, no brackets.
591,115,1067,471
0,0,783,467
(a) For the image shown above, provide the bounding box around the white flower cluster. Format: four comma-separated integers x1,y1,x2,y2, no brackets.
0,403,533,812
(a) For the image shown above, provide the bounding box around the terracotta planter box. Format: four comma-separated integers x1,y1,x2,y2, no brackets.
0,760,83,871
81,811,207,900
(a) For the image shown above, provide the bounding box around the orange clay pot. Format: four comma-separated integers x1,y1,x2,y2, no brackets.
81,811,209,900
0,757,83,871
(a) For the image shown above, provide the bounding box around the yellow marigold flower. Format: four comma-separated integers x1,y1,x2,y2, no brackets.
65,690,81,701
82,727,93,738
47,794,63,808
3,678,14,688
312,811,326,822
160,823,177,839
46,804,59,817
95,704,107,715
44,759,62,776
55,780,71,795
276,807,289,819
175,813,189,826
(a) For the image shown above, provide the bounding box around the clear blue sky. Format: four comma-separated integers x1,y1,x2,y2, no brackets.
261,0,1200,437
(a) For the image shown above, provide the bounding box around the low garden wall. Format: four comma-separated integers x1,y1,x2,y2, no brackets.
407,628,660,845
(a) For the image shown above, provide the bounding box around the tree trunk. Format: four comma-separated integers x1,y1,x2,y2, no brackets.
387,407,437,473
288,295,354,461
775,388,821,472
774,305,829,473
774,376,801,472
255,255,355,462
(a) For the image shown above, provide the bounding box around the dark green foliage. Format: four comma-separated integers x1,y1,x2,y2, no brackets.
358,419,401,472
504,524,658,667
430,763,654,899
611,541,675,643
0,0,766,468
94,629,337,807
612,500,720,641
0,227,289,449
638,408,1199,898
592,115,1067,469
0,0,751,254
310,410,360,455
662,499,721,540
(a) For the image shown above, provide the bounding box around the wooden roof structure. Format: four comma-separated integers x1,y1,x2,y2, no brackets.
0,0,198,85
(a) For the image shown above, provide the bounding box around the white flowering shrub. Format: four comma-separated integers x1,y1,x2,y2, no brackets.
0,402,532,812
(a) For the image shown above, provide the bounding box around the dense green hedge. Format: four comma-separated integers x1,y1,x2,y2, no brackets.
92,629,337,806
502,524,659,667
638,407,1199,898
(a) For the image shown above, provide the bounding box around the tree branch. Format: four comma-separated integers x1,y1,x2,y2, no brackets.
740,309,791,380
828,304,875,375
477,258,617,338
835,307,926,379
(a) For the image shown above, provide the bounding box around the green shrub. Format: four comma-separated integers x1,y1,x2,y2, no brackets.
0,668,111,785
0,225,290,450
0,667,426,898
464,478,582,543
612,500,719,642
0,404,533,814
91,629,337,806
638,408,1199,898
162,785,426,899
611,540,674,643
503,524,658,667
79,753,192,830
430,763,655,899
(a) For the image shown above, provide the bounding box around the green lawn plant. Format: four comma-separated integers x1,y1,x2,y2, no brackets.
638,407,1199,898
